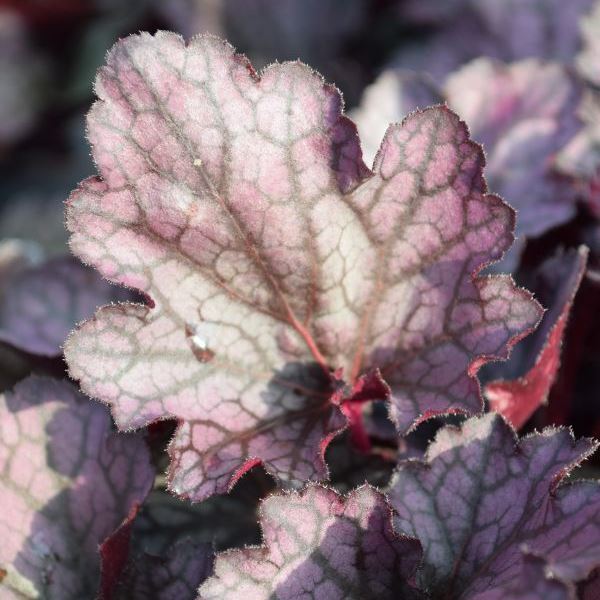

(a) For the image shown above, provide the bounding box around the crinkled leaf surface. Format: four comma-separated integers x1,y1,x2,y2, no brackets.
200,484,421,599
388,413,600,598
0,256,133,356
65,32,541,501
0,376,154,599
485,247,588,428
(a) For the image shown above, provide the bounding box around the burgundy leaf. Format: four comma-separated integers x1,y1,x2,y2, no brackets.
64,32,541,501
485,246,588,428
388,413,600,598
199,484,421,599
0,256,133,356
0,376,154,598
355,58,581,270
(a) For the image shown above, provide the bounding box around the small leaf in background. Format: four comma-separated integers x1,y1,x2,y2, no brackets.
200,484,422,599
0,256,133,356
388,413,600,598
484,246,588,428
395,0,596,82
0,376,154,599
64,33,541,501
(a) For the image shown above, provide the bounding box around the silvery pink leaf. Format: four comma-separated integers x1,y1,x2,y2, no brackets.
200,484,421,599
396,0,595,82
388,413,600,597
0,256,133,356
0,376,154,599
484,247,588,429
64,32,541,502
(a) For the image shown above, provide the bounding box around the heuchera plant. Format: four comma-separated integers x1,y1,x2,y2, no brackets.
1,29,600,599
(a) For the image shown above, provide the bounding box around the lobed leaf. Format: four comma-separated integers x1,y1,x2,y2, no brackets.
64,32,541,501
485,247,588,428
199,484,421,599
0,256,133,356
388,413,600,598
354,58,581,270
0,376,154,599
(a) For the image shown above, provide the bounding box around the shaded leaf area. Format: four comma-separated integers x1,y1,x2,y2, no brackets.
64,32,540,501
395,0,595,82
483,246,588,428
0,376,154,599
353,58,581,270
99,510,214,600
388,413,600,598
200,484,422,599
0,255,134,356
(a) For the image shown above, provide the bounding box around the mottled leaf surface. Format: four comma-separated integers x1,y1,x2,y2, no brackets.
0,256,133,356
0,376,154,599
388,413,600,598
200,484,421,599
65,32,541,501
485,247,588,428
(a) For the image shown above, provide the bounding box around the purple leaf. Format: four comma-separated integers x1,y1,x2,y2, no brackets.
200,484,422,599
484,246,588,428
557,3,600,186
576,0,600,86
485,553,573,600
0,376,154,598
354,58,581,270
64,32,541,502
388,413,600,597
0,256,133,356
100,510,214,600
395,0,595,82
